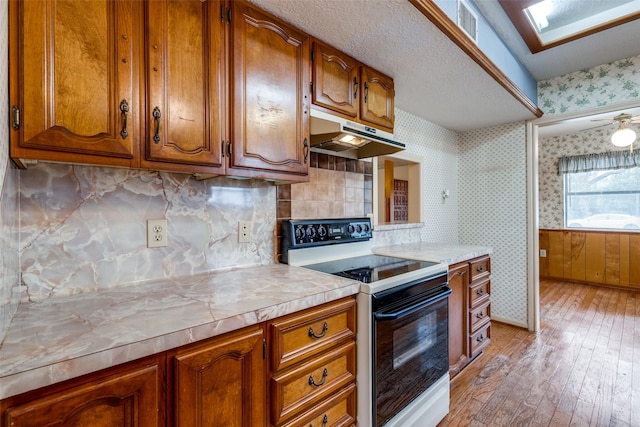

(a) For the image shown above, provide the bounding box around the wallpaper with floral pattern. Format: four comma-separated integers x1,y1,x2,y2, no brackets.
538,55,640,115
537,54,640,229
538,128,636,229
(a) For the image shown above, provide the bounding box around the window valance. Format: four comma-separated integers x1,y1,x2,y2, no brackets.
558,148,640,175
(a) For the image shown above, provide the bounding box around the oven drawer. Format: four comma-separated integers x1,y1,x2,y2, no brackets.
469,255,491,283
269,297,356,372
469,278,490,308
270,341,356,425
469,322,491,358
469,300,491,333
278,382,356,427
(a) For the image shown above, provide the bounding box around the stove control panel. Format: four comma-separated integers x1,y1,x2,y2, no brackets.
281,217,372,253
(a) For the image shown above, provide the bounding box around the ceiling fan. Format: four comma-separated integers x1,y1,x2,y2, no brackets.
590,113,640,148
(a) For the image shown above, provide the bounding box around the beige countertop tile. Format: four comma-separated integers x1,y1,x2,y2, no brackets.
0,264,359,399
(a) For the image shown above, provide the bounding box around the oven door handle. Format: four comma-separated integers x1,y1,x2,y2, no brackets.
374,287,452,321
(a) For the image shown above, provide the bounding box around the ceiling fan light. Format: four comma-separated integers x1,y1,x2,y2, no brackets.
611,127,636,147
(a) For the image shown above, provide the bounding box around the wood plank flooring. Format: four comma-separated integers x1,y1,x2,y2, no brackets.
439,279,640,427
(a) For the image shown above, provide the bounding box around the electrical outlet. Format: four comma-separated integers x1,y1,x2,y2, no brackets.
540,249,547,258
147,219,168,248
238,221,251,243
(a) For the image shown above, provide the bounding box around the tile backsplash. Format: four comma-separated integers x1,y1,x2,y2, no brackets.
19,163,276,301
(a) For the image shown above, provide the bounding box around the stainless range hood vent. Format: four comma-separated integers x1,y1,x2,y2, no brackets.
310,109,405,159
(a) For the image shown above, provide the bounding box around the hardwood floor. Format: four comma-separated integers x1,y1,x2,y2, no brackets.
439,279,640,427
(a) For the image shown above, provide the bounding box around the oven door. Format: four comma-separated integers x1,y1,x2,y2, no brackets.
372,285,451,427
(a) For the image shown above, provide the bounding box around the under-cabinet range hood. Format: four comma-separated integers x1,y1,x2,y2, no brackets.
310,109,405,159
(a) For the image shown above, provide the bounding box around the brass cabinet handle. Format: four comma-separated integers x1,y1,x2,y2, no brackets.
308,368,328,387
477,334,485,343
152,107,161,143
477,266,484,272
119,100,129,139
308,321,328,339
303,138,309,164
353,77,358,99
309,414,329,427
11,106,20,130
476,289,484,296
477,312,485,319
364,81,369,103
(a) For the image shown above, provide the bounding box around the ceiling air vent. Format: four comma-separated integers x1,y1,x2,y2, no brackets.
457,0,478,44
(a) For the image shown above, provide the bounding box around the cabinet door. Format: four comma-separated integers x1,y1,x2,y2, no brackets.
145,0,226,174
229,1,310,180
4,357,162,427
9,0,140,168
359,66,394,131
311,40,359,119
448,262,469,377
173,326,266,427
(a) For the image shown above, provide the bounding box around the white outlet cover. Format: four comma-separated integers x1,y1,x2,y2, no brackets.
147,219,168,248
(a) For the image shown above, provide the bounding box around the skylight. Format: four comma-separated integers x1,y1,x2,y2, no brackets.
499,0,640,53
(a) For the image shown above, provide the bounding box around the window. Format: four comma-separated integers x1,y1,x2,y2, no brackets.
562,150,640,230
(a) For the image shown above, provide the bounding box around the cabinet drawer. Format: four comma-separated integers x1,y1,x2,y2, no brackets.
469,278,490,308
469,323,491,358
279,383,356,427
469,301,491,333
469,256,491,282
270,341,356,425
269,297,356,372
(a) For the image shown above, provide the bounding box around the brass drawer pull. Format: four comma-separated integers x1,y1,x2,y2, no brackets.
477,312,485,319
476,289,484,296
308,322,328,339
308,368,328,387
477,334,485,343
477,266,484,273
309,414,328,427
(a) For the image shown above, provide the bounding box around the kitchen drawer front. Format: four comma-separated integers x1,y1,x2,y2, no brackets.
469,301,491,333
269,297,356,372
469,256,491,283
270,341,356,425
278,382,356,427
469,323,491,358
469,278,490,308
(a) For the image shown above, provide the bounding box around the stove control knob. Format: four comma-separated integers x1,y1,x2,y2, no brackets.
317,225,327,238
295,225,305,243
306,225,316,239
347,224,355,234
363,223,370,233
355,224,363,233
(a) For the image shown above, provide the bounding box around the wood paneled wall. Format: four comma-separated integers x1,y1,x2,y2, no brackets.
539,229,640,288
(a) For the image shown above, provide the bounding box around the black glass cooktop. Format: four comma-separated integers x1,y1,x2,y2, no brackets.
303,254,439,284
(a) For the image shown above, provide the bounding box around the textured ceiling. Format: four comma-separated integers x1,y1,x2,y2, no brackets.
248,0,538,132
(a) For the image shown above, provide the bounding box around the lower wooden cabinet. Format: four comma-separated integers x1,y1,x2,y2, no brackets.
448,255,491,378
171,325,266,427
0,297,357,427
447,261,469,376
0,354,165,427
268,297,357,426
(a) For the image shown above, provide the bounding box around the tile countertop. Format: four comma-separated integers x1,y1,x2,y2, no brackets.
373,242,492,265
0,264,359,400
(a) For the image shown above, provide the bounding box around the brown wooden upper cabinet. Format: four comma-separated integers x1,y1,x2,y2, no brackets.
8,0,142,168
9,0,310,182
311,39,394,132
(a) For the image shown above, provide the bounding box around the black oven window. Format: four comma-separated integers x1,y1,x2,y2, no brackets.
392,311,437,369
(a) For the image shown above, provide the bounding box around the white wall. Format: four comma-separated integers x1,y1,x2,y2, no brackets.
372,109,460,246
459,122,529,327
